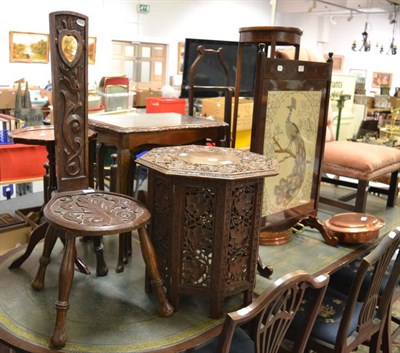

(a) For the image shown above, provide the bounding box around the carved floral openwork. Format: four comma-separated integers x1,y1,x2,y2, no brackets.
181,186,216,288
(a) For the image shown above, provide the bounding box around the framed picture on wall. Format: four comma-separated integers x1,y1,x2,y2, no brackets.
324,54,344,71
88,37,97,65
9,31,49,63
350,69,367,94
177,42,185,74
372,72,392,88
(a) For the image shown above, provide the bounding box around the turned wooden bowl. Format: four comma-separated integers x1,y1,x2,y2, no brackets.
324,212,385,245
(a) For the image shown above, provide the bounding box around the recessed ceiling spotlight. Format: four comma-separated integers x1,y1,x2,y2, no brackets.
347,11,354,21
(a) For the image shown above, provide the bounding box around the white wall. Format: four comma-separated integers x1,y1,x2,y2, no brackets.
0,0,270,88
1,0,399,95
277,12,400,96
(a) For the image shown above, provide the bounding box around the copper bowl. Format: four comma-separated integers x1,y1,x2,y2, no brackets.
324,212,385,245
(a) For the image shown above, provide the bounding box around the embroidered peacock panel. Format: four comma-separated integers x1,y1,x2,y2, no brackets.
263,90,322,217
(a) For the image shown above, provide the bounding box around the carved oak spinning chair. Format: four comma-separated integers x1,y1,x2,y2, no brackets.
31,11,173,348
191,270,329,353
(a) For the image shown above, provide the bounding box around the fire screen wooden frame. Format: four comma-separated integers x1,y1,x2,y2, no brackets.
251,46,337,245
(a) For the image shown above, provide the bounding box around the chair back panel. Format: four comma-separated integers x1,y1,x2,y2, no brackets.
218,270,329,353
337,227,400,348
49,11,89,192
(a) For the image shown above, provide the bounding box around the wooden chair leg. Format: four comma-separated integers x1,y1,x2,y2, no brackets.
387,170,399,208
50,237,76,348
354,179,369,212
137,227,173,317
93,236,108,277
116,233,130,273
31,225,58,290
96,142,107,190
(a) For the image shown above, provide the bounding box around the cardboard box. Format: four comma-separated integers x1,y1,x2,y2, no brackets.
0,89,17,110
134,89,162,107
0,222,30,256
201,97,253,131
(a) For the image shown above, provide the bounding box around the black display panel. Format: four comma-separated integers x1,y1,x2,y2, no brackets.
180,38,257,98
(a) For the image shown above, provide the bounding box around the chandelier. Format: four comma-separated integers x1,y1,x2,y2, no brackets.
351,0,398,55
351,22,371,52
385,2,398,54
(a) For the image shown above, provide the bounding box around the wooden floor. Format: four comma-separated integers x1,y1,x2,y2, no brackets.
0,184,399,353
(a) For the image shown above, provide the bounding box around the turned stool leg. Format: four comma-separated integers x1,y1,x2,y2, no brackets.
137,227,173,317
31,225,57,290
93,236,108,277
50,236,76,348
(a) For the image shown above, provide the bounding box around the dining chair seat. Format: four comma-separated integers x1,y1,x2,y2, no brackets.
291,287,363,345
329,257,396,297
328,253,399,346
286,227,400,353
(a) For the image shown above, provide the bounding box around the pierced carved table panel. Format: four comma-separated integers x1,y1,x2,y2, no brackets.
137,145,278,318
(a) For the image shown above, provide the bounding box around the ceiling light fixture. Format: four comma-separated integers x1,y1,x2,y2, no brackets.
347,10,354,21
309,0,316,12
352,21,371,51
351,0,398,55
351,0,372,52
386,3,398,54
379,2,398,55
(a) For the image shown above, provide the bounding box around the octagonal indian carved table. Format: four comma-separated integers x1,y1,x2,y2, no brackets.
136,145,278,318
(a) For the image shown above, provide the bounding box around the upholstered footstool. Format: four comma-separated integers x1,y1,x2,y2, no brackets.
320,141,400,212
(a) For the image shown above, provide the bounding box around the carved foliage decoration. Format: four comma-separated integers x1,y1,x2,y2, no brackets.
50,13,88,189
50,193,143,226
226,184,255,286
149,174,172,281
182,186,216,288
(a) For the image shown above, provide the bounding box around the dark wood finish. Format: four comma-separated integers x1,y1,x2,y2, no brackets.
28,11,173,348
8,126,97,274
1,201,398,353
187,45,234,146
320,170,399,212
250,45,337,247
89,112,228,271
89,112,228,196
193,270,329,353
137,145,279,319
232,26,302,147
291,227,400,353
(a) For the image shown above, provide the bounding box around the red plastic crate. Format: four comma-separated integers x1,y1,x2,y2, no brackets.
146,97,186,114
0,144,47,182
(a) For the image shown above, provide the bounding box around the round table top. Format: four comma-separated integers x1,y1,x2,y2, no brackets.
8,125,97,145
8,126,55,145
